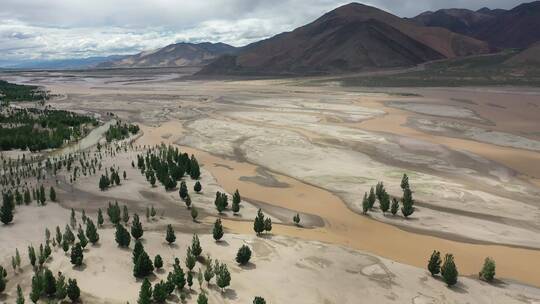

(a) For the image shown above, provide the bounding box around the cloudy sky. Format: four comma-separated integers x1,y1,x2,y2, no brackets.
0,0,527,63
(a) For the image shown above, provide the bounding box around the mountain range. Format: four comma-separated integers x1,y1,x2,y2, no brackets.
5,1,540,74
198,3,490,75
411,1,540,49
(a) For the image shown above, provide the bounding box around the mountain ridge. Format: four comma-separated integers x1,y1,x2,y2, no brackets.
198,2,490,76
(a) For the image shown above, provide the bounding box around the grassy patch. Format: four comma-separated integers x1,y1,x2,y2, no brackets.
340,52,540,87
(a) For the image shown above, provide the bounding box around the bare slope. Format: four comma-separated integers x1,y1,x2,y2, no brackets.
98,42,236,68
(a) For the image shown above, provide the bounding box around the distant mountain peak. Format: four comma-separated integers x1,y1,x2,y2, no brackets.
97,42,237,68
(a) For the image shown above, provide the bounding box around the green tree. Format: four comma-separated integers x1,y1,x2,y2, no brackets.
133,240,145,263
179,181,188,200
264,218,272,234
70,242,84,266
194,181,202,193
152,280,168,303
154,254,163,270
204,256,214,285
138,278,152,304
190,156,201,180
16,284,25,304
236,245,252,265
131,213,144,240
86,218,99,244
215,262,231,292
401,173,409,190
97,208,104,227
115,224,131,247
30,272,42,303
77,227,88,248
191,206,199,222
253,297,267,304
479,257,496,282
55,226,63,246
232,189,241,214
197,292,208,304
379,191,390,213
122,205,130,224
187,271,193,290
362,192,369,215
55,272,67,300
166,224,176,244
134,251,154,278
401,188,415,218
67,278,80,302
213,218,224,241
39,185,46,205
185,248,196,272
0,198,13,224
28,245,36,267
173,264,186,291
0,272,5,294
49,186,57,202
367,187,376,209
191,234,203,258
441,254,458,287
184,195,192,209
253,209,265,236
43,268,57,297
427,250,441,276
293,213,301,226
64,225,75,244
390,198,399,216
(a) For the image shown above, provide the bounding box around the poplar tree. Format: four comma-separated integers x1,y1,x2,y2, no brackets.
131,213,144,240
67,278,80,302
427,250,441,276
441,254,458,286
138,278,152,304
86,219,99,244
253,209,265,236
191,234,203,258
212,218,225,242
70,243,84,266
166,224,176,244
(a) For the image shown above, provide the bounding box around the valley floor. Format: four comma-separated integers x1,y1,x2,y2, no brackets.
1,69,540,303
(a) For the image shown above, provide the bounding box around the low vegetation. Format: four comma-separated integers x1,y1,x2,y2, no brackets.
341,52,540,87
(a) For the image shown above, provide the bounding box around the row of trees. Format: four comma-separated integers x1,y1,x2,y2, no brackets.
428,251,496,286
1,185,57,225
362,174,415,218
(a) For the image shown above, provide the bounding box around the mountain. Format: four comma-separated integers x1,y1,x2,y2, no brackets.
97,42,237,68
0,55,126,70
410,9,495,36
412,1,540,49
199,2,490,76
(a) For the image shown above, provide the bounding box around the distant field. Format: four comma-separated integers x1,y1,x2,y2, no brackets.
340,52,540,87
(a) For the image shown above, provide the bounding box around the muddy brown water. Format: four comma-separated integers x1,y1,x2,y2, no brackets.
137,121,540,287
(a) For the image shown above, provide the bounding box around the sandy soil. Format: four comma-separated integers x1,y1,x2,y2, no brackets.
1,206,540,304
1,69,540,302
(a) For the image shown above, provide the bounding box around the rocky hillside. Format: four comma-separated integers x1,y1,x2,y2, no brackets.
199,3,489,76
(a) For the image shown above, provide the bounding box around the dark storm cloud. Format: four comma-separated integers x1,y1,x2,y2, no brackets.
0,0,529,62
